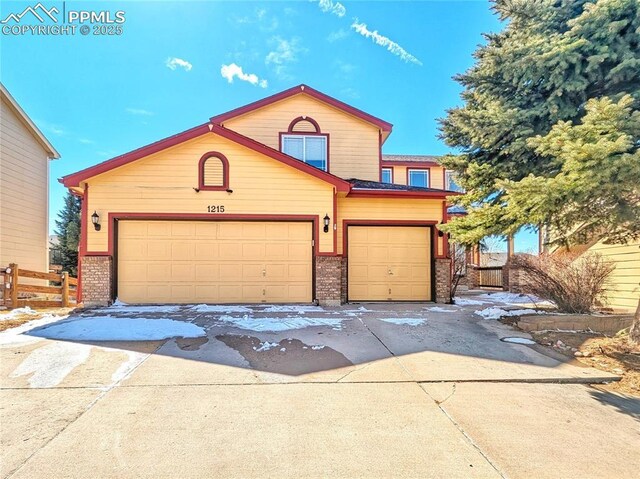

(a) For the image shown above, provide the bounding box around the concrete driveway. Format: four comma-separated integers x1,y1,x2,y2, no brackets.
1,298,639,478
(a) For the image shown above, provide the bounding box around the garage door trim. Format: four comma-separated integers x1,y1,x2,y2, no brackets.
343,220,437,302
104,213,321,302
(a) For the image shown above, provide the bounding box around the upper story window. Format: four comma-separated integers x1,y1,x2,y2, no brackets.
198,152,229,191
408,169,430,188
281,116,328,171
381,168,393,184
445,170,464,192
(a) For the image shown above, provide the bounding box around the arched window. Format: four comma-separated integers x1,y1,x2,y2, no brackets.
280,116,329,171
198,152,229,191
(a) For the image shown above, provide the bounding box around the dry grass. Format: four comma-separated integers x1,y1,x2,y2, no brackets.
531,330,640,396
0,308,73,332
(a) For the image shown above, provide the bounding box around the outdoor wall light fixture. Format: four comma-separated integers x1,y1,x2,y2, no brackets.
91,211,101,231
323,214,330,233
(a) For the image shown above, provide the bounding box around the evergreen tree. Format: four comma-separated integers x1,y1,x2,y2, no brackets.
53,192,81,276
439,0,640,342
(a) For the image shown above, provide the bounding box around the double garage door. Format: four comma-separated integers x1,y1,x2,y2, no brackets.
117,220,312,304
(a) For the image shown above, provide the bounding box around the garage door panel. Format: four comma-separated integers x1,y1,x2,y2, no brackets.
146,222,171,237
242,243,266,260
170,222,196,236
195,264,219,281
348,226,431,301
171,243,194,261
218,243,242,258
195,243,219,260
171,264,195,281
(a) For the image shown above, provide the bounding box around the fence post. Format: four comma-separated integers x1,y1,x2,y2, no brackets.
61,271,70,307
9,263,18,309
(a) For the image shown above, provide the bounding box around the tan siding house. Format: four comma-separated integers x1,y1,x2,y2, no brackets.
62,85,458,306
0,84,60,276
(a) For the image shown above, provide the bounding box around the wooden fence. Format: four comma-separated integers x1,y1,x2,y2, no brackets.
2,263,77,309
477,266,504,288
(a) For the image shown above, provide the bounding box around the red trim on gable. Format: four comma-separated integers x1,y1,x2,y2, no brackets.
60,122,351,192
198,152,230,191
381,160,440,168
210,84,393,133
287,116,321,133
61,123,211,187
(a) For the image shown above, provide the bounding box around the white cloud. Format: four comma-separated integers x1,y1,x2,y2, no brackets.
36,119,66,135
125,108,154,116
78,138,94,144
351,19,422,66
165,57,193,71
220,63,268,88
327,29,348,42
316,0,346,17
265,36,306,80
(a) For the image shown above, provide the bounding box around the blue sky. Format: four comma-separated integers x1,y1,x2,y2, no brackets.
1,0,537,252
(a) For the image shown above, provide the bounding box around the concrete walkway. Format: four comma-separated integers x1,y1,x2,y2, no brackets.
1,301,638,478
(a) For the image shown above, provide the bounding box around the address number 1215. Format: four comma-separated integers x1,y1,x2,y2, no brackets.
207,205,225,213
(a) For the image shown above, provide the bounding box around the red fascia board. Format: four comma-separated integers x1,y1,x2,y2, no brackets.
212,124,351,192
381,160,441,168
347,189,460,199
210,84,393,133
60,123,211,187
60,122,351,192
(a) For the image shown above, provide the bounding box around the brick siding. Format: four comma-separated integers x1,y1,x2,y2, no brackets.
81,256,113,307
315,256,344,306
434,258,452,304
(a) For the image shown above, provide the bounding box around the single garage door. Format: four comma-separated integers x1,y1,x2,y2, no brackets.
348,226,431,301
117,220,312,304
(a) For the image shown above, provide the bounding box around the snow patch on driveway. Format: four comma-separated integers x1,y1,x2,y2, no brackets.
216,315,348,332
30,316,206,341
377,318,426,326
453,297,488,306
261,305,324,313
475,307,544,320
190,304,253,313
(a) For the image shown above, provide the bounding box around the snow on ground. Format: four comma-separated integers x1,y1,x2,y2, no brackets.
425,307,456,313
0,307,40,320
0,313,69,347
102,302,182,314
10,341,92,388
29,316,206,341
261,305,324,313
475,307,545,320
453,297,488,306
190,304,253,313
377,318,426,326
478,292,554,306
501,337,536,345
253,341,279,352
215,315,348,332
